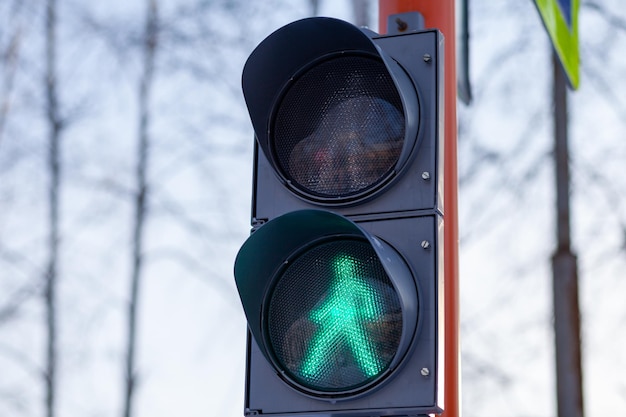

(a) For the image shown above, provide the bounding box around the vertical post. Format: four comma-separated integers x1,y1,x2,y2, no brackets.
379,2,459,417
551,51,584,417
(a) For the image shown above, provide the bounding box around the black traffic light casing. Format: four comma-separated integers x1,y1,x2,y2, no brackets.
247,20,443,221
235,17,444,417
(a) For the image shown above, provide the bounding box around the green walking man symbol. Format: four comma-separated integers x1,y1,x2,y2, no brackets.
300,254,387,383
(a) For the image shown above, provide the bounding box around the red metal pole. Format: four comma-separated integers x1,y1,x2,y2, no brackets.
379,2,460,417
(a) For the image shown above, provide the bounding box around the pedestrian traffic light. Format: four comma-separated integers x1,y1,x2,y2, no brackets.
234,17,444,416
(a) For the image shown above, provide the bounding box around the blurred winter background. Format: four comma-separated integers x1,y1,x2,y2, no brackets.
1,0,625,416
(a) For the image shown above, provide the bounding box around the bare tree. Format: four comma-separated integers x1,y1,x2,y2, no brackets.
123,1,158,416
0,0,22,146
43,0,63,416
351,0,370,27
310,0,320,16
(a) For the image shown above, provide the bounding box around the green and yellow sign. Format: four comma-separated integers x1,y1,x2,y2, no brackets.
534,0,580,89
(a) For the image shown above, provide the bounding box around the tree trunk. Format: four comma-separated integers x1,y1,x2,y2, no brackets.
44,0,62,416
122,1,158,417
0,2,22,146
351,0,370,27
310,0,320,16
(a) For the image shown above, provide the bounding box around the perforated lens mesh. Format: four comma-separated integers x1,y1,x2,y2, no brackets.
266,239,403,393
273,55,405,200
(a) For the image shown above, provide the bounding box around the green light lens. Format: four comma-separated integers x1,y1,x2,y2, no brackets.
266,238,403,394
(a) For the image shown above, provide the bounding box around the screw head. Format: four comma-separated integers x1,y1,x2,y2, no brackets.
421,171,430,180
395,18,408,33
421,240,431,250
420,367,430,377
423,53,432,62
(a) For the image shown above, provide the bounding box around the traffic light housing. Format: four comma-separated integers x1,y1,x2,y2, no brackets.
234,17,444,416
